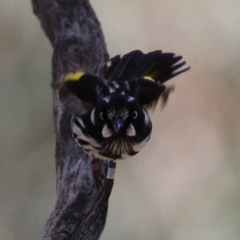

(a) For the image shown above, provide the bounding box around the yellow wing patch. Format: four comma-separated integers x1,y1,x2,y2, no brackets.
65,71,85,81
143,76,154,81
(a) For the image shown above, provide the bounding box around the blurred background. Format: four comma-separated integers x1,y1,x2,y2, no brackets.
1,0,240,239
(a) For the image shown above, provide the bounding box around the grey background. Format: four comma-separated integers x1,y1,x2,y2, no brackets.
0,0,240,239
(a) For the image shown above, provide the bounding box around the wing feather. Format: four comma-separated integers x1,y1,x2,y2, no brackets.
103,50,190,110
104,50,190,83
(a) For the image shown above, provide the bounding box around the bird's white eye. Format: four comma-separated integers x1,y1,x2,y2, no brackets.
133,111,138,119
100,112,104,120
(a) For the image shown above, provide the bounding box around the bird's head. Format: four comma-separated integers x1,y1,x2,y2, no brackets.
92,93,149,139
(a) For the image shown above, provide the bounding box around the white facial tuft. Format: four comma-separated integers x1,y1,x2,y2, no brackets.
102,124,113,138
126,124,136,137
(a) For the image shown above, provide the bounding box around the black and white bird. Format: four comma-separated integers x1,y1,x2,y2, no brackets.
64,50,190,160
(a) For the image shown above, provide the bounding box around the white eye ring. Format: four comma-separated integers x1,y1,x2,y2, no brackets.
133,111,138,119
100,112,104,120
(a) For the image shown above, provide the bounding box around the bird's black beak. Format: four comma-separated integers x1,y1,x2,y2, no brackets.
113,119,124,133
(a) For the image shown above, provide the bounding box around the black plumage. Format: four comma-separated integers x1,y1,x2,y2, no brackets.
64,50,190,160
104,50,188,83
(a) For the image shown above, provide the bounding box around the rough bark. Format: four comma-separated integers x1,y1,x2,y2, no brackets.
31,1,114,239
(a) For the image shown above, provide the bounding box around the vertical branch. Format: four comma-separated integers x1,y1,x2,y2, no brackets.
31,0,114,239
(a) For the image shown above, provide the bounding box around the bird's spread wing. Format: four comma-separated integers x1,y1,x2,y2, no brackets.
104,50,190,83
104,50,190,110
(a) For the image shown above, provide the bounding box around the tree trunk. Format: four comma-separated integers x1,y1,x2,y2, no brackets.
31,1,114,239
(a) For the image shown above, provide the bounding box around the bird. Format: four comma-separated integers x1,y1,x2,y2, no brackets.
64,50,190,160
